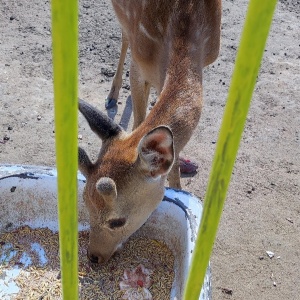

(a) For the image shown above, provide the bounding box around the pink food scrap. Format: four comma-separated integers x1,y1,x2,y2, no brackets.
179,157,198,174
120,264,153,300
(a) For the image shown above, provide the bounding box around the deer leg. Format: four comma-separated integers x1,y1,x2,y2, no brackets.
105,32,129,109
130,61,150,130
168,154,181,189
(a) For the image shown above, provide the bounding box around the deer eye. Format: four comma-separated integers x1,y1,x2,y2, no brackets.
108,218,126,229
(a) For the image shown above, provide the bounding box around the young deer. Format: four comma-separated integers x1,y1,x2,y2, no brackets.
79,0,221,263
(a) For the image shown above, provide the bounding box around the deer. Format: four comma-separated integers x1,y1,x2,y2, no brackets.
78,0,221,263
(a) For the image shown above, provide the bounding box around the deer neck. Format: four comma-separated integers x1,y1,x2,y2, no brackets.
136,50,203,148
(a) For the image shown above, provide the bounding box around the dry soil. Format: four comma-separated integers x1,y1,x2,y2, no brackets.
0,1,299,299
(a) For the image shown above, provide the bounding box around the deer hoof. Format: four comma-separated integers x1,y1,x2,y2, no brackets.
105,97,117,109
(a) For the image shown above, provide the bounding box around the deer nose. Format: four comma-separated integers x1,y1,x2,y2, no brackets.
87,251,104,264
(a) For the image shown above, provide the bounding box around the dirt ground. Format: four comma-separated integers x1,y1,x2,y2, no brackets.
0,0,299,299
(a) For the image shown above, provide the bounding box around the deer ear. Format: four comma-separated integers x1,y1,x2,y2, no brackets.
78,147,93,178
79,98,122,141
138,126,174,178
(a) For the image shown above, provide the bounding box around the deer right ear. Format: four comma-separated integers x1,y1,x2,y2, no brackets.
138,126,174,178
78,147,93,178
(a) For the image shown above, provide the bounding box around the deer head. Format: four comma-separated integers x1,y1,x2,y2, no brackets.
78,99,174,263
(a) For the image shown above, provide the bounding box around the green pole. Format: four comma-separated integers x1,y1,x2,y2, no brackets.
183,0,277,299
51,0,79,299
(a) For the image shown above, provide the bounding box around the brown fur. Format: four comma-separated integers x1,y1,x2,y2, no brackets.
79,0,221,263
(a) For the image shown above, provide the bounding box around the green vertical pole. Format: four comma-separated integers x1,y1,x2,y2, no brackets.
51,0,78,299
183,0,277,299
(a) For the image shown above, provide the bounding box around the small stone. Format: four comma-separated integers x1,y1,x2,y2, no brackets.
101,68,115,77
221,287,233,295
37,115,42,120
78,134,83,140
266,251,274,258
150,99,156,106
122,84,130,90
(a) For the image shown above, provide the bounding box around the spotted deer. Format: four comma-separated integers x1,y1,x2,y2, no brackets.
79,0,221,263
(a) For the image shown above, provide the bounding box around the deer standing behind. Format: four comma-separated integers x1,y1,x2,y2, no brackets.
79,0,221,263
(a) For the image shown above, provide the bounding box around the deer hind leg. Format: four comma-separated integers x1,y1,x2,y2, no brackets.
105,32,129,109
130,61,150,130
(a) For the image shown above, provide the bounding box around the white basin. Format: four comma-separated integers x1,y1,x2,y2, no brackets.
0,164,211,299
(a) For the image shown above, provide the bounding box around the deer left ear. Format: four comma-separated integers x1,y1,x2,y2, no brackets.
78,147,93,178
138,126,174,178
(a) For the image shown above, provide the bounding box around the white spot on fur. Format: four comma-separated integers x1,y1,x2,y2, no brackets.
156,22,164,35
139,23,159,43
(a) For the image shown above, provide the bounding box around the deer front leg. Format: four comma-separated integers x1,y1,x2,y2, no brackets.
168,154,181,189
130,61,150,130
105,32,129,109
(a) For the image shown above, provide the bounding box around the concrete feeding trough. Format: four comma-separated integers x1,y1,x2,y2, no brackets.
0,164,211,299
